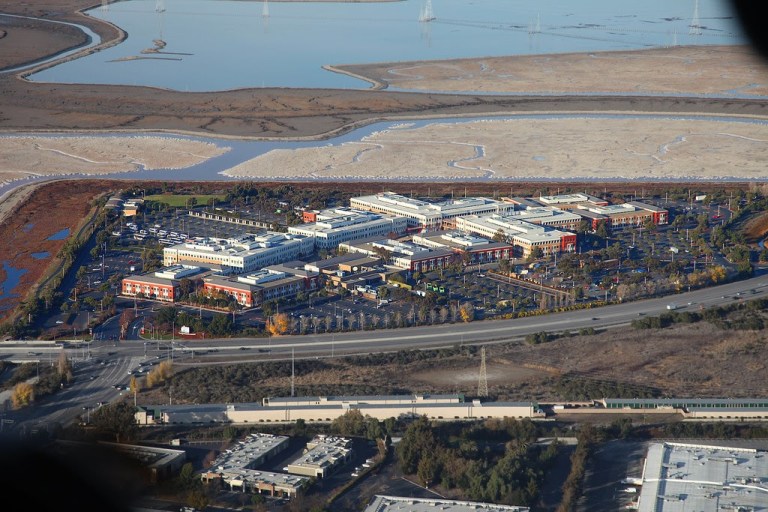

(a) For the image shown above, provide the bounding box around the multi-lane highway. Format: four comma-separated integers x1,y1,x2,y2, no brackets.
2,273,767,433
98,272,768,361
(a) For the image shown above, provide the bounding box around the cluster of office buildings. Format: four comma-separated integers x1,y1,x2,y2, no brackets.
199,432,310,499
121,191,667,308
194,430,535,508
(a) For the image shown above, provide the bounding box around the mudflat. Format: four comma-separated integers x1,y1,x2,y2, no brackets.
2,1,768,141
2,1,768,188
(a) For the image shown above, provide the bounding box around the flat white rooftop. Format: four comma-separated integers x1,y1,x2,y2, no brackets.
209,432,289,472
637,442,768,512
364,495,530,512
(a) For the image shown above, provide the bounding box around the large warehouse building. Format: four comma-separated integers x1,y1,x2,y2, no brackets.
135,394,543,426
635,442,768,512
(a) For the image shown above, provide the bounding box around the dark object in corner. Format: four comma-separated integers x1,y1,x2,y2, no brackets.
0,439,146,512
731,0,768,62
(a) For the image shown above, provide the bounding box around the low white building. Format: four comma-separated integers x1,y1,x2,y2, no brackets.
455,215,576,257
288,207,407,249
364,495,530,512
350,192,515,230
163,232,314,274
285,435,353,478
136,396,543,426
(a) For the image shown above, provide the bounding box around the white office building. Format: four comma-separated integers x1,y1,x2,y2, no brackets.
350,192,514,230
163,232,314,274
288,207,407,249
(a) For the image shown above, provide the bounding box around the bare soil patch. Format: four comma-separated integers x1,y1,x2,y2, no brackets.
137,318,768,407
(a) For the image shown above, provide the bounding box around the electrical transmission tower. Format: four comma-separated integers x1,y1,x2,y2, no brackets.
477,347,488,397
291,348,295,397
689,0,702,36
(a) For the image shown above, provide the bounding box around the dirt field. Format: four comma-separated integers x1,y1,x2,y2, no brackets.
136,319,768,407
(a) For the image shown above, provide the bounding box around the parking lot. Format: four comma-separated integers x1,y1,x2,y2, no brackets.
51,192,747,341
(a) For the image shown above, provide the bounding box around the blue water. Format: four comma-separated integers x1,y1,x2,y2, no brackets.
0,14,101,74
46,228,70,241
0,260,28,307
27,0,743,91
31,252,50,260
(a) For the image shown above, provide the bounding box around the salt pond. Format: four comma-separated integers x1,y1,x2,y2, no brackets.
27,0,743,91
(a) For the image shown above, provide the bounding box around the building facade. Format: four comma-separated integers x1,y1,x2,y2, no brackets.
163,232,314,274
455,215,576,257
288,207,408,249
350,192,515,230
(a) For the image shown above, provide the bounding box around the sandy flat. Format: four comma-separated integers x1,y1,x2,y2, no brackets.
221,116,768,181
0,136,229,184
335,45,768,96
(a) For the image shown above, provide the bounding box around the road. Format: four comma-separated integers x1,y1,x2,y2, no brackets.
1,272,767,434
107,271,768,361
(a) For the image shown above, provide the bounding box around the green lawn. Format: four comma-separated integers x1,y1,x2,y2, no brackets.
144,194,227,208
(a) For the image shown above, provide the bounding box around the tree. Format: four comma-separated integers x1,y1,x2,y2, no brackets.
261,300,277,318
208,314,233,336
57,351,73,384
459,302,475,323
642,217,656,232
156,306,179,326
331,409,366,437
267,313,291,336
178,278,195,298
708,265,727,283
119,309,136,339
595,220,609,239
577,219,593,234
397,416,437,475
417,453,441,488
90,402,138,442
11,381,34,409
492,228,507,243
526,247,543,262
